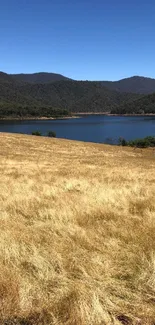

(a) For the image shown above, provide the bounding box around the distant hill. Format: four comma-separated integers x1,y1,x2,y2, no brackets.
111,92,155,114
1,72,155,93
102,76,155,94
1,72,155,94
10,72,70,83
0,71,15,82
0,77,141,118
1,71,155,117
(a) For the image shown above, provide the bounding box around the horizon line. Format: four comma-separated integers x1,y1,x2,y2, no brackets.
1,70,155,82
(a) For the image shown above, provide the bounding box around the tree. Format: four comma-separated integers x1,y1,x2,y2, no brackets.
47,131,56,138
32,131,42,136
118,137,127,146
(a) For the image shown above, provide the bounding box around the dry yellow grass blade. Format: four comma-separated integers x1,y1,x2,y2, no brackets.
0,132,155,325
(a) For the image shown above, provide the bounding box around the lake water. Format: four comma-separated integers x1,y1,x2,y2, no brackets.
0,115,155,144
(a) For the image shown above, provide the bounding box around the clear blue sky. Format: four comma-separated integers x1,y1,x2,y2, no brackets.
0,0,155,80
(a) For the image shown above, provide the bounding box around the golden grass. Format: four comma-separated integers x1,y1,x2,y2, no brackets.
0,132,155,324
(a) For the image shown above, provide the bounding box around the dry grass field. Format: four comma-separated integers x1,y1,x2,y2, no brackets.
0,132,155,325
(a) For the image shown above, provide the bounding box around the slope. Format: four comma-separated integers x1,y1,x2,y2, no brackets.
8,72,155,94
0,132,155,324
102,76,155,94
0,79,140,117
10,72,70,83
111,92,155,114
0,71,16,82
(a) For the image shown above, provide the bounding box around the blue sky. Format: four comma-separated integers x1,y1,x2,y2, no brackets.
0,0,155,80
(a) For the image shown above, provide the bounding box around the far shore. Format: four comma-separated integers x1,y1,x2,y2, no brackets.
0,115,79,121
0,112,155,121
75,112,155,116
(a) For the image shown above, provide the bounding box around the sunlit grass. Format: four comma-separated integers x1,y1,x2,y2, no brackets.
0,132,155,324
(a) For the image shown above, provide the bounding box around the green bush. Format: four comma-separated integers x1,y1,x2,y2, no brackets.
47,131,56,138
144,136,155,147
32,131,42,136
119,136,155,148
128,139,149,148
118,137,127,146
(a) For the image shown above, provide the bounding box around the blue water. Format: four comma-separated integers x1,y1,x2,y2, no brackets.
0,115,155,144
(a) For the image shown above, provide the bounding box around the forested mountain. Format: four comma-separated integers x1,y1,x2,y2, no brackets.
102,76,155,94
111,92,155,114
0,78,141,117
0,72,15,82
5,72,155,94
10,72,70,83
1,71,155,117
16,80,141,111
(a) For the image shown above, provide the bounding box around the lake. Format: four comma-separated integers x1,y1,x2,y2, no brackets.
0,115,155,144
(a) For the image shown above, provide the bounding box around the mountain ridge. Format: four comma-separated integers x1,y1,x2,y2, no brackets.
101,76,155,94
0,71,155,117
10,72,70,83
111,92,155,114
1,71,155,94
0,79,140,110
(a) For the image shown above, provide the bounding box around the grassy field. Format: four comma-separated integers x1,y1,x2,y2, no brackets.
0,133,155,325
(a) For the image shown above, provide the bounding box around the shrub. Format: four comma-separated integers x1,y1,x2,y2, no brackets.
144,136,155,147
128,137,155,148
32,131,42,136
118,137,127,146
47,131,56,138
119,136,155,148
128,139,149,148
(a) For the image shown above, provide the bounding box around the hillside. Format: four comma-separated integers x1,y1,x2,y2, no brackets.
111,92,155,114
2,71,155,117
3,72,155,94
17,80,141,111
0,71,16,82
10,72,70,83
0,133,155,324
5,72,155,94
0,77,140,117
0,79,69,118
102,76,155,94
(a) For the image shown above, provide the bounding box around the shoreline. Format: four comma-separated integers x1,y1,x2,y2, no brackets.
75,112,155,116
0,113,155,121
0,115,79,121
107,114,155,116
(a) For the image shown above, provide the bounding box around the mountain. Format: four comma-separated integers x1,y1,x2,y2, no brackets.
2,72,155,94
16,80,141,111
1,71,155,118
111,92,155,114
10,72,70,83
102,76,155,94
0,71,15,82
1,72,155,93
0,77,141,118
